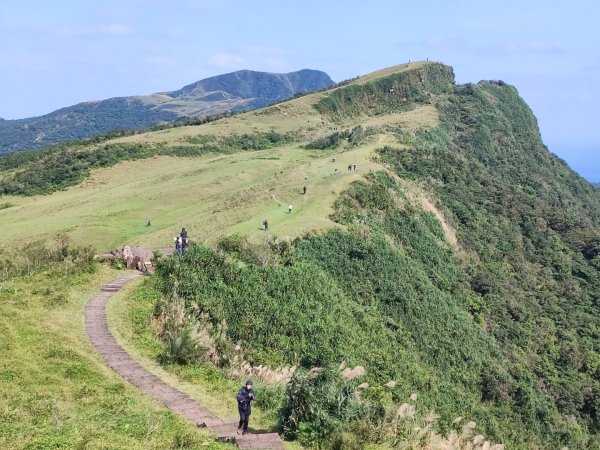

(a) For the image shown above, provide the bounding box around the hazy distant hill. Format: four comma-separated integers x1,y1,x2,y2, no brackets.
0,69,334,154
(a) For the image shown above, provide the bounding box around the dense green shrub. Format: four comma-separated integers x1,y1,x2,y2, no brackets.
304,126,371,150
279,368,366,445
185,130,295,151
377,80,600,447
304,131,346,150
314,63,455,121
154,243,401,369
138,71,600,448
151,229,525,445
158,324,205,365
0,234,96,294
0,131,297,196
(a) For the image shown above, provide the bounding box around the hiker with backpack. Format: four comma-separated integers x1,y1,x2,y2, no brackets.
180,227,188,253
237,380,255,435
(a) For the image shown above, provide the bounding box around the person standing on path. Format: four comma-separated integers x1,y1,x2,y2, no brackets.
237,380,255,435
174,237,182,256
263,218,269,231
303,186,307,195
180,227,188,254
288,204,293,214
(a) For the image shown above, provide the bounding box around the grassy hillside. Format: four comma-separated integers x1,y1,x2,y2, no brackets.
1,61,599,449
0,239,232,449
0,64,439,251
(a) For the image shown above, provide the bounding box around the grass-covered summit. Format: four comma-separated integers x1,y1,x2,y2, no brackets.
1,61,599,448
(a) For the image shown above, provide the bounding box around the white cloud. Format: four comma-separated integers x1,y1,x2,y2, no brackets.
53,24,133,37
261,57,288,72
145,55,176,66
99,24,133,36
167,27,185,38
505,41,563,54
245,45,284,55
402,37,564,55
208,52,248,69
207,45,290,73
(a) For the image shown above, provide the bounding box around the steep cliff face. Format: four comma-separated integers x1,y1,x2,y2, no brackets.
373,78,600,448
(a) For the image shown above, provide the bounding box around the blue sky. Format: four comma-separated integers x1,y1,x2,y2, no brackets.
1,0,598,181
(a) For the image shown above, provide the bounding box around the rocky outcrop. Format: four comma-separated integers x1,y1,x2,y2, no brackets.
95,246,154,272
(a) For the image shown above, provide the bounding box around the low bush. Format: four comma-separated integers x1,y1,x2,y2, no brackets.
279,368,365,445
304,126,372,150
0,234,95,285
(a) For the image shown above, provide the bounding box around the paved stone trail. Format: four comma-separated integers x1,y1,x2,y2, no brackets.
85,272,284,449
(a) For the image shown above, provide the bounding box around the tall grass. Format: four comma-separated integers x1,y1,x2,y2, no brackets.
0,238,228,449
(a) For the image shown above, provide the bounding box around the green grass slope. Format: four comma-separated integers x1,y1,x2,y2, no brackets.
0,62,441,251
1,61,599,448
0,247,232,449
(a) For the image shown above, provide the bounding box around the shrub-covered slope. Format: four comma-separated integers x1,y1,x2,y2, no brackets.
148,70,600,448
2,61,599,447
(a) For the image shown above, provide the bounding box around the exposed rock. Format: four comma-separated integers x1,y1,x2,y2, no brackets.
95,245,153,272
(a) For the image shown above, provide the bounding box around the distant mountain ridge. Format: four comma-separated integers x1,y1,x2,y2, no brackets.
0,69,334,154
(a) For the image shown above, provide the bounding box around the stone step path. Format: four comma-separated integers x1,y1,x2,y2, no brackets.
85,272,284,450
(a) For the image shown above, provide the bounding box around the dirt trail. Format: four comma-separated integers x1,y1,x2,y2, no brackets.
85,273,284,449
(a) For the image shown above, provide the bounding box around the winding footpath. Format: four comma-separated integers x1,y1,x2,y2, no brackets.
85,272,284,450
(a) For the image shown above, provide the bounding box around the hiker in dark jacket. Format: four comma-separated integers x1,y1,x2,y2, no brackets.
237,380,255,435
180,227,188,253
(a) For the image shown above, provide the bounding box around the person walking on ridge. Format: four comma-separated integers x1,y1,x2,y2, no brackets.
237,380,255,435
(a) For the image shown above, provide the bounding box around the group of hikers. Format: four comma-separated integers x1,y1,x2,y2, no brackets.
262,197,300,232
171,161,353,242
174,227,188,255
